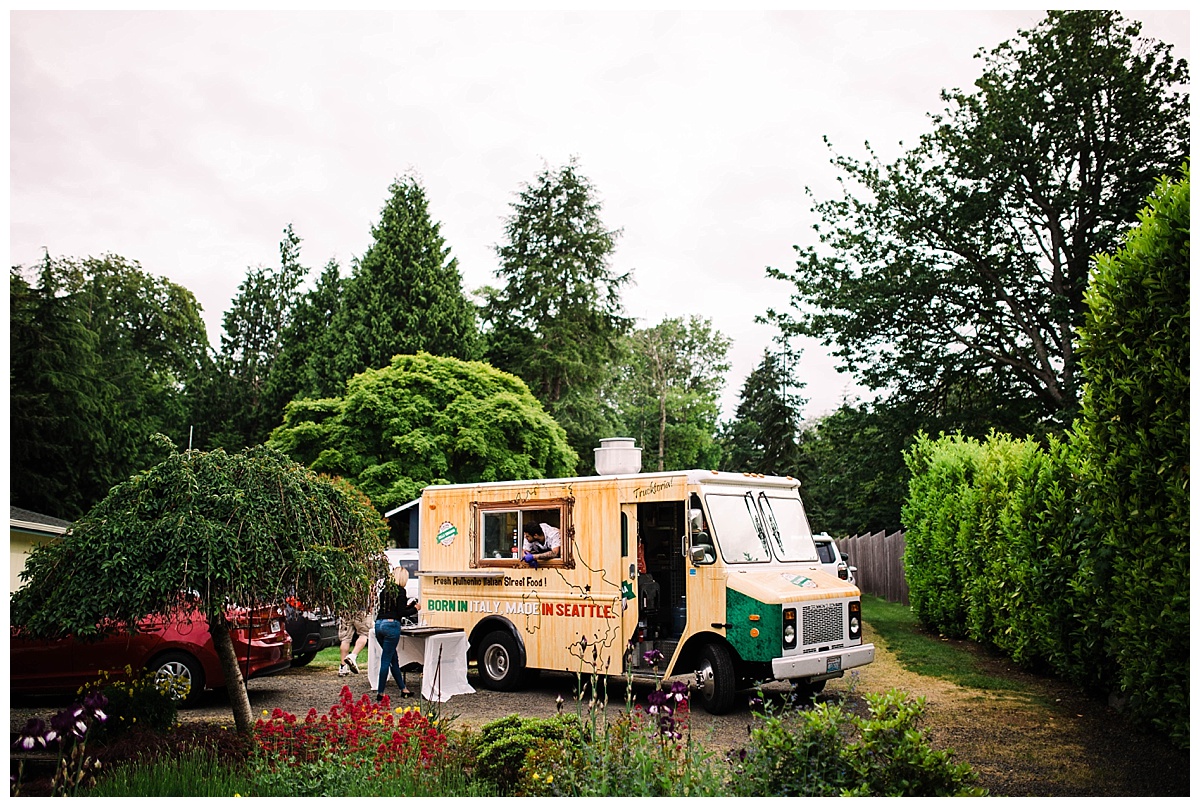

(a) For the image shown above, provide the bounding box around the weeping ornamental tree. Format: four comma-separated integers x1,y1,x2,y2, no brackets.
10,443,389,735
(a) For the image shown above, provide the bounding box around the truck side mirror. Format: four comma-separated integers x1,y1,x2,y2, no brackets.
690,546,714,565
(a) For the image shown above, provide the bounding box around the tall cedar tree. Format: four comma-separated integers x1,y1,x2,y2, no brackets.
482,158,632,463
324,175,480,394
266,257,345,410
9,254,209,518
720,349,804,476
766,11,1189,430
203,224,309,450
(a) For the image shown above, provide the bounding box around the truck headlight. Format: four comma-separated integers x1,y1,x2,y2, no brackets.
848,600,862,640
783,608,797,649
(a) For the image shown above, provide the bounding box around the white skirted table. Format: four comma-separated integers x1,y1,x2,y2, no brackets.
367,624,475,702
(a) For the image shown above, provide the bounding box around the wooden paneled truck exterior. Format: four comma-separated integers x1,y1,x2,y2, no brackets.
415,469,874,713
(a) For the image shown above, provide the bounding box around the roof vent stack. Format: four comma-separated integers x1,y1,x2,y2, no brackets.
594,437,642,476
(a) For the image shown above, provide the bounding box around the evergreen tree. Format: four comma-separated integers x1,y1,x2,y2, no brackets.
9,253,209,518
266,257,345,410
482,158,632,462
204,224,310,450
720,348,805,475
324,175,480,393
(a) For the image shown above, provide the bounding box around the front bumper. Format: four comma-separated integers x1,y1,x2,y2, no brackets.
772,643,875,681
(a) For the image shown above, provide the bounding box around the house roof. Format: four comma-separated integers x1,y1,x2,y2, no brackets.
10,506,72,534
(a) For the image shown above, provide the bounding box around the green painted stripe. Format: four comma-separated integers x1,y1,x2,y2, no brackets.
725,588,780,662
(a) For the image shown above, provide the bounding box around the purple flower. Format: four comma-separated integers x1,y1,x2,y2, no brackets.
83,692,109,724
51,705,88,741
14,718,48,751
642,649,665,666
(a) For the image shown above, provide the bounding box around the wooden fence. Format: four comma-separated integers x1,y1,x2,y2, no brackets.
840,530,908,605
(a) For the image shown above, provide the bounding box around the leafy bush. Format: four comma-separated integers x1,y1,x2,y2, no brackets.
901,166,1189,748
87,666,180,738
1075,165,1190,746
470,713,582,795
268,352,578,513
519,682,726,797
729,689,985,797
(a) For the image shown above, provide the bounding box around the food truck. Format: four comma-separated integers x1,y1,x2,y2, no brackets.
412,439,874,714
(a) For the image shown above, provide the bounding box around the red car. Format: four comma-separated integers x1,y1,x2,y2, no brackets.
10,604,292,707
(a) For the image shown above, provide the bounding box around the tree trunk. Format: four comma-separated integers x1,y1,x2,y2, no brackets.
210,618,254,734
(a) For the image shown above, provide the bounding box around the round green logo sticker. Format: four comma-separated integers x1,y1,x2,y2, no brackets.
436,521,458,546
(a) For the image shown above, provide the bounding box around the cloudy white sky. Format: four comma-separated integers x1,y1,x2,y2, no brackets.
8,8,1191,422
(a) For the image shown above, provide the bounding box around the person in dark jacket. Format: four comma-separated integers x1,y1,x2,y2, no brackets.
375,566,420,701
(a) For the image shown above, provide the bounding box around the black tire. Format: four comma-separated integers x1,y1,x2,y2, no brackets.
149,651,206,708
291,652,316,667
792,678,827,702
477,630,524,691
694,642,737,715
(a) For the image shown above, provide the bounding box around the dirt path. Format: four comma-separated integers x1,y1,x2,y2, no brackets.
10,622,1189,796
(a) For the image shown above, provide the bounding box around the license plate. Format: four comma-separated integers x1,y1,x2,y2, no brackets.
826,655,842,673
271,620,281,633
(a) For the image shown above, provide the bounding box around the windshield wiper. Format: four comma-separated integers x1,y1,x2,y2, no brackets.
758,492,785,554
743,491,771,555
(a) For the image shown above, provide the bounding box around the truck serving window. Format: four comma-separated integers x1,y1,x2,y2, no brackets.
475,501,569,567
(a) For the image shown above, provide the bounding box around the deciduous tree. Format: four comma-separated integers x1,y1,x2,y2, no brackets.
268,352,577,514
609,316,729,472
766,11,1189,429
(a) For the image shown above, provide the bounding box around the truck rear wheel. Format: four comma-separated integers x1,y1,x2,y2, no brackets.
478,630,523,691
693,641,736,715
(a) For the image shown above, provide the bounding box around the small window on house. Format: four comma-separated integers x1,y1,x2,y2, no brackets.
477,501,570,567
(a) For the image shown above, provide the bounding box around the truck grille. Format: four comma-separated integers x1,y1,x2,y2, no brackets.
802,602,845,646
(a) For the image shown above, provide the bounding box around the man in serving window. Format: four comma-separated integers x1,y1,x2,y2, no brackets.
521,522,561,566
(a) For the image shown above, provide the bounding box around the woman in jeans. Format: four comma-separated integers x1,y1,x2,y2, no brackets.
375,566,420,701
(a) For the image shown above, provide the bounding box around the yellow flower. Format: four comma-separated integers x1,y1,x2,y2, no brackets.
546,775,554,784
262,710,269,716
532,773,540,780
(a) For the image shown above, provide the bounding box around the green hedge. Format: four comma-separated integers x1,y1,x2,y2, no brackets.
901,166,1189,748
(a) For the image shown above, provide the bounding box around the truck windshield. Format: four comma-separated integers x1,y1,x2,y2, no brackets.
704,492,772,562
704,490,818,564
758,493,818,561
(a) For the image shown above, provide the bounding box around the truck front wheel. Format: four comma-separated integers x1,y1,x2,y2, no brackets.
693,641,736,715
477,630,524,691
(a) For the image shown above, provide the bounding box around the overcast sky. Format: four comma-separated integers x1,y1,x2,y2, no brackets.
8,8,1191,423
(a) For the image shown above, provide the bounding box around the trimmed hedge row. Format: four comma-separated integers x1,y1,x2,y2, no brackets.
901,166,1189,748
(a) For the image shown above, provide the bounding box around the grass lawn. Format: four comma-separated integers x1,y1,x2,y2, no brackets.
861,594,1033,695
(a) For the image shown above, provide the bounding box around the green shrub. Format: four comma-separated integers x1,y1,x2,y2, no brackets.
519,684,727,797
1075,165,1190,747
470,713,583,795
86,666,179,738
729,689,985,797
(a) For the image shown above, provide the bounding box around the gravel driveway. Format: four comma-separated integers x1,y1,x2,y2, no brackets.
10,623,1189,797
